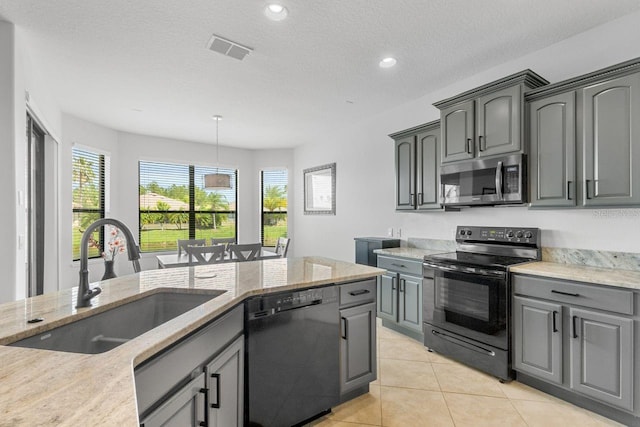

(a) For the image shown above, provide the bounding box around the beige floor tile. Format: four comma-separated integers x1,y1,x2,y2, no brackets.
498,380,562,403
380,386,454,427
586,410,627,426
379,358,440,391
511,399,611,427
443,392,526,427
377,325,409,341
379,338,431,362
431,362,505,397
329,384,382,425
306,418,379,427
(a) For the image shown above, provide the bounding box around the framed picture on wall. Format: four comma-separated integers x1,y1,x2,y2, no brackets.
303,163,336,215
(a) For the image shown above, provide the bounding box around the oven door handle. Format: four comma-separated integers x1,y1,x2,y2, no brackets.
431,329,496,356
423,262,505,278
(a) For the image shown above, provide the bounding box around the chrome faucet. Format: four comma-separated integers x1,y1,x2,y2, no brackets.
77,218,141,308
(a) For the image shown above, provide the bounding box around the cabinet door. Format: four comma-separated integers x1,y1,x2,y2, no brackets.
529,92,576,207
477,85,521,157
340,302,377,394
206,336,244,427
512,296,563,384
569,307,634,411
397,273,422,333
377,273,397,322
395,137,416,210
416,127,442,210
583,72,640,206
141,373,206,427
441,100,475,163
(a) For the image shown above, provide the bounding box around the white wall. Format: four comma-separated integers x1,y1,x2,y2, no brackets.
0,22,63,303
293,10,640,262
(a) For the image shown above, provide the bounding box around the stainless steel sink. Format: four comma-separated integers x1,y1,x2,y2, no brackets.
10,291,224,354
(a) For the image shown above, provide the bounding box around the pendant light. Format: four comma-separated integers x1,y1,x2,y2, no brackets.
204,115,231,189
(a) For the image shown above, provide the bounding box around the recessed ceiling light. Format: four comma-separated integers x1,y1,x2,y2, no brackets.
379,57,397,68
265,4,288,21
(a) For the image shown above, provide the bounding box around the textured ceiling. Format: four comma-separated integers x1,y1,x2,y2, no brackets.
1,0,639,149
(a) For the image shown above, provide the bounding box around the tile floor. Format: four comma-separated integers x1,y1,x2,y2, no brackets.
307,319,624,427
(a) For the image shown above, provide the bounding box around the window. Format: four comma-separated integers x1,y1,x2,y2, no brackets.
139,161,237,252
261,169,288,247
72,147,107,260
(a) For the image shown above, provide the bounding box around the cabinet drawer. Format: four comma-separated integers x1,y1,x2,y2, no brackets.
377,256,423,276
340,279,376,308
513,275,633,315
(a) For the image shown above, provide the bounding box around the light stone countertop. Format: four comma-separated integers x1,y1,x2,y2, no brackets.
0,256,384,426
510,261,640,291
374,247,448,260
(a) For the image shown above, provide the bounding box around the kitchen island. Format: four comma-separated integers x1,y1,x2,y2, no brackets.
0,256,384,426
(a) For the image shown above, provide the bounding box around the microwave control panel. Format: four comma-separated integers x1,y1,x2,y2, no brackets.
503,165,520,194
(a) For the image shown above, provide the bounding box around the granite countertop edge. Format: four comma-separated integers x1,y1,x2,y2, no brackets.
0,256,384,426
510,261,640,291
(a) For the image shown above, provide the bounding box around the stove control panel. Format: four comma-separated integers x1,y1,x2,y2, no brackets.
456,226,539,244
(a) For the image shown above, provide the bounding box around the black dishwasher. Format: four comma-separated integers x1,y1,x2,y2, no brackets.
246,286,339,427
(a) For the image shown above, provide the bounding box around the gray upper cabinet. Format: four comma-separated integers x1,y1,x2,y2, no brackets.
435,70,548,164
395,136,415,210
477,85,522,157
526,57,640,209
583,73,640,206
441,101,475,162
390,121,442,211
528,91,577,207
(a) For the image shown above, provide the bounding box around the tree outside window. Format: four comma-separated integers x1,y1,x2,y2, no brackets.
261,169,288,247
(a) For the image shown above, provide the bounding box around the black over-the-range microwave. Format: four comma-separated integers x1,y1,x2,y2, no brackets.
440,153,526,207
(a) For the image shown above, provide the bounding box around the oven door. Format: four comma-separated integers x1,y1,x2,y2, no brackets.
423,262,508,349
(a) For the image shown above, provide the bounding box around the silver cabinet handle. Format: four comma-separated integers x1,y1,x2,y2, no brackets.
466,138,472,154
552,311,558,333
567,181,573,201
400,279,405,293
585,179,592,199
391,276,397,291
478,135,484,152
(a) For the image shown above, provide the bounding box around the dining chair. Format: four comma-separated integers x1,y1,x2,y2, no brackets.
177,239,206,257
228,243,262,262
210,237,236,251
275,237,290,258
185,244,226,265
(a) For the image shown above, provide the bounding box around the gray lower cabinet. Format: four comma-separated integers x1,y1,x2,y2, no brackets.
390,120,442,211
141,373,207,427
340,302,377,394
135,305,244,426
512,274,635,413
528,91,576,207
205,336,244,427
513,296,563,384
569,307,634,411
397,273,423,332
377,256,423,340
339,279,378,399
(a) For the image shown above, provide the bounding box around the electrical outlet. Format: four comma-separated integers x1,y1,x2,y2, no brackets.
387,228,393,237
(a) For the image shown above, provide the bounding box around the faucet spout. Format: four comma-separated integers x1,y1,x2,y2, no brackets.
77,218,141,308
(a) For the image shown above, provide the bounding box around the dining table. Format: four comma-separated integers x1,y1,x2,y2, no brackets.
156,248,280,269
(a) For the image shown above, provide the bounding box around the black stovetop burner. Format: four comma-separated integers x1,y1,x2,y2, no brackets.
424,251,533,270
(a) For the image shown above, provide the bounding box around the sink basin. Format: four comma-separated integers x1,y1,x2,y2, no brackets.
10,291,224,354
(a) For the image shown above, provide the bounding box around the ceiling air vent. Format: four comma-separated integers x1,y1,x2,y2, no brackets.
206,34,253,61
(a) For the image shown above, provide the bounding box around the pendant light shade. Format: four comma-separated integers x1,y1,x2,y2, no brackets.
204,115,232,190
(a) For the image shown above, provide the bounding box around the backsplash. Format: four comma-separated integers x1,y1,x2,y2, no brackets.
542,247,640,271
407,238,456,252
